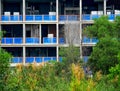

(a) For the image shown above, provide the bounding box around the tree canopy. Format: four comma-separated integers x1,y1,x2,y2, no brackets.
84,16,120,74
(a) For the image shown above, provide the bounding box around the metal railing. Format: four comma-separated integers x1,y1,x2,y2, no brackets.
11,57,23,63
82,37,98,44
11,57,62,63
59,15,79,21
26,37,39,44
1,37,23,44
43,37,57,44
0,15,56,21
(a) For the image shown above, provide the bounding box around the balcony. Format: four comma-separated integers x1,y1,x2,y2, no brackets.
25,57,62,63
1,38,23,44
26,38,39,44
59,15,79,21
11,57,23,63
1,15,23,21
43,37,56,44
82,14,120,21
82,37,98,44
59,14,120,21
59,38,65,44
0,15,56,22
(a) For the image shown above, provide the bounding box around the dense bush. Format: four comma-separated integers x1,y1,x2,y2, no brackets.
0,48,12,90
3,61,119,91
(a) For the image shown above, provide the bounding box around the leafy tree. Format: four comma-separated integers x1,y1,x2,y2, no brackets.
0,30,11,90
88,36,120,74
84,16,120,74
0,49,12,90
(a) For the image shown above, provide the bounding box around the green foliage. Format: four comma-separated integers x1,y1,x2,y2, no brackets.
84,16,116,39
84,16,120,74
0,48,12,90
88,37,120,74
5,63,69,91
60,45,81,64
0,31,6,40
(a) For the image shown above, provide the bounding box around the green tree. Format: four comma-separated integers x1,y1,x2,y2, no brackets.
0,49,12,90
88,37,120,74
0,30,11,90
84,16,120,74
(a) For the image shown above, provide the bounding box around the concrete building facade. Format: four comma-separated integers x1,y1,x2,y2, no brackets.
0,0,119,66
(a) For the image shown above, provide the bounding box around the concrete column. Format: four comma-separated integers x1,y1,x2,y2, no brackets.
56,0,59,21
56,23,59,62
23,0,26,21
104,0,107,15
23,46,26,65
0,0,1,16
23,24,26,44
56,0,59,62
39,24,41,44
79,0,82,59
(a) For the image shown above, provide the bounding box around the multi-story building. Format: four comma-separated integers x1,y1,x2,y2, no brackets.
0,0,119,66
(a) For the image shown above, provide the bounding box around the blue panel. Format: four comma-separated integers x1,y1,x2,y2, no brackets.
26,38,39,43
44,57,52,62
51,15,56,21
1,16,9,21
82,15,90,20
52,38,57,43
83,56,88,63
43,38,51,44
52,57,57,61
59,16,67,21
59,57,62,62
19,16,23,21
12,57,19,63
92,15,99,20
19,58,23,63
10,16,19,21
35,15,42,21
44,15,50,21
108,14,115,20
12,57,22,63
68,16,78,21
26,15,34,21
6,38,13,44
59,38,65,44
14,38,23,44
35,57,42,63
83,37,90,43
1,38,5,44
26,57,34,63
92,38,98,43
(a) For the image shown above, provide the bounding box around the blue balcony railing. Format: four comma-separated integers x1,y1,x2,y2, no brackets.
1,15,23,21
25,57,62,63
59,38,65,44
82,37,98,43
1,38,23,44
11,57,62,63
82,14,120,20
11,57,23,63
26,15,56,21
1,15,56,21
43,37,56,44
26,38,39,44
59,15,79,21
